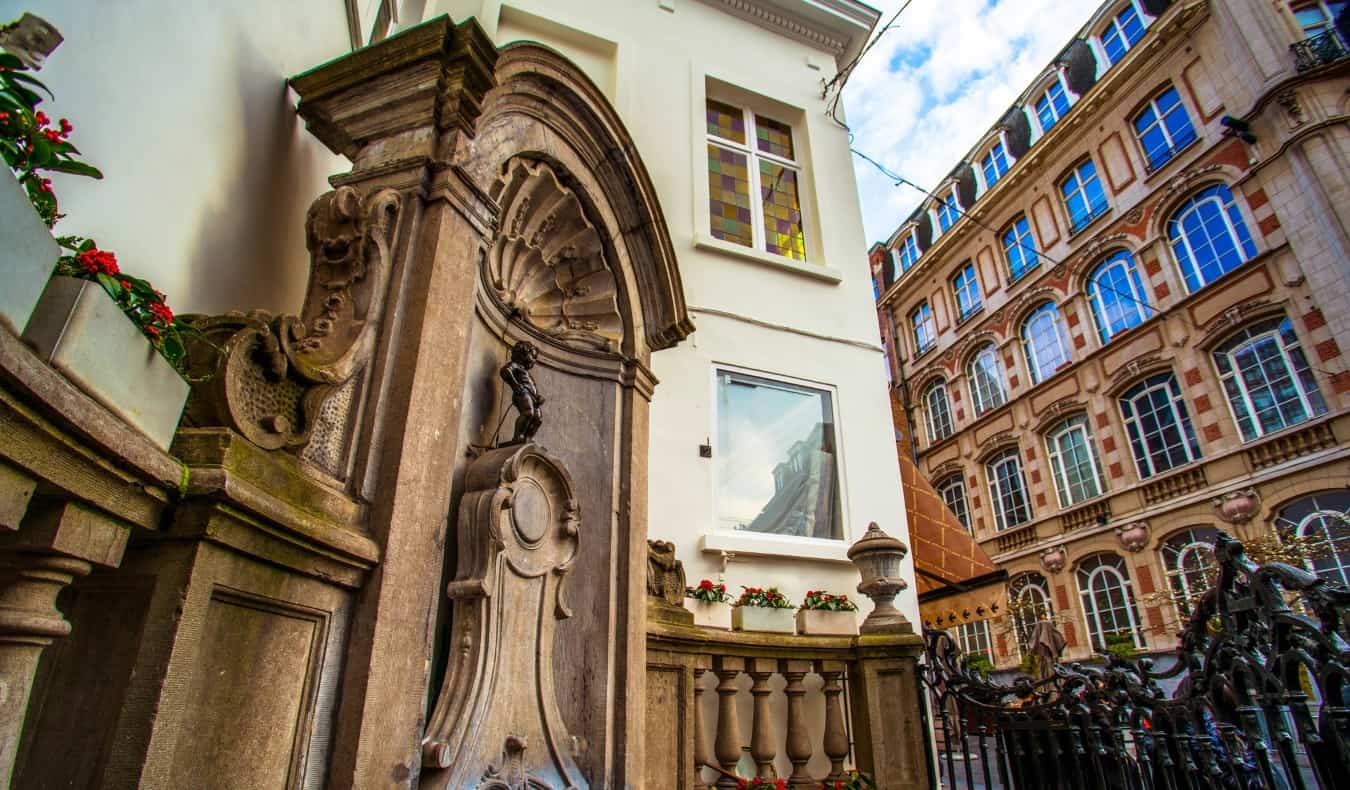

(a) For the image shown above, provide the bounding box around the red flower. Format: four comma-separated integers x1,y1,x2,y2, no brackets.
34,110,49,126
59,118,72,136
149,302,174,324
75,248,120,276
834,781,843,789
38,177,52,194
119,280,131,290
699,579,714,590
775,780,787,790
144,324,160,337
44,129,61,143
0,111,9,123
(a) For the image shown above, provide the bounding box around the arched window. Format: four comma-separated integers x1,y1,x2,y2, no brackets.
1159,527,1217,618
1133,85,1196,171
1009,572,1054,655
1087,250,1151,343
1167,184,1257,292
925,381,954,443
1119,373,1201,478
1213,316,1326,441
967,344,1007,415
986,448,1032,531
1021,303,1070,384
1045,415,1106,507
1099,1,1147,65
1274,492,1350,586
1076,553,1144,651
937,474,971,534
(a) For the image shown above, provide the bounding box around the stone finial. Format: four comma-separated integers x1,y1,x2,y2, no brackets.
847,522,912,634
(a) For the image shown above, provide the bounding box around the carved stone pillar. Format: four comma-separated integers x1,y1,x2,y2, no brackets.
287,18,501,789
713,656,745,789
818,661,849,782
0,499,127,786
780,659,813,788
849,634,930,790
747,658,778,779
693,666,711,790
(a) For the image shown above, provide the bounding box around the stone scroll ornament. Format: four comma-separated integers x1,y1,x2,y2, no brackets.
421,444,585,790
181,187,400,474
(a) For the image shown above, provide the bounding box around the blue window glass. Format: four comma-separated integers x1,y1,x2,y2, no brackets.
1035,80,1071,133
911,302,937,354
1134,86,1197,170
1022,303,1070,384
981,141,1010,190
1167,184,1257,292
952,263,983,321
1087,250,1152,343
937,190,961,233
1002,216,1039,281
1061,160,1109,233
1101,3,1146,65
895,233,920,273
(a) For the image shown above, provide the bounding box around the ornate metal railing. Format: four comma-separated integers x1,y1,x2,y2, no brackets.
1291,30,1349,72
920,531,1350,789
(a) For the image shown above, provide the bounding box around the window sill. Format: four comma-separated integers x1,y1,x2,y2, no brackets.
1067,208,1114,240
694,232,843,284
912,344,937,362
956,306,984,327
1142,136,1202,183
700,531,853,564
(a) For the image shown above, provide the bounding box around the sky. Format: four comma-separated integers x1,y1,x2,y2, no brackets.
841,0,1104,245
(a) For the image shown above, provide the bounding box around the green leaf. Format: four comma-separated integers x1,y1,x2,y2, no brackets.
42,159,102,179
94,272,123,302
28,136,51,167
5,71,53,100
78,237,96,252
160,334,186,365
6,81,41,108
0,53,24,70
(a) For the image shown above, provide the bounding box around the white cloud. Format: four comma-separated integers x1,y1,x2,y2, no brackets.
843,0,1104,243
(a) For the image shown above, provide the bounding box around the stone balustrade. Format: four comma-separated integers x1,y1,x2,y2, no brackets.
645,616,929,790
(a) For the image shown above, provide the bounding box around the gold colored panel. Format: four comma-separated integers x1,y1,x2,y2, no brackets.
759,160,806,260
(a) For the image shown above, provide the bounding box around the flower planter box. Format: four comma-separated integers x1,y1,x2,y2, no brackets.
686,599,732,630
0,169,60,335
732,606,796,634
22,276,189,450
796,609,858,636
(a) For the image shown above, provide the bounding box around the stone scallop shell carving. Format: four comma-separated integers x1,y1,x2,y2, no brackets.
488,160,623,352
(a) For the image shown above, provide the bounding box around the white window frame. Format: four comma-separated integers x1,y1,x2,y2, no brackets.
1010,572,1054,655
1133,85,1197,171
894,233,920,275
1021,303,1071,384
1168,185,1256,293
952,262,983,322
1159,527,1217,619
1060,159,1109,233
1290,1,1348,39
1045,416,1106,508
925,381,954,443
1002,215,1040,282
936,187,962,234
1032,74,1072,137
1275,493,1350,586
980,138,1011,192
1087,250,1152,343
986,448,1033,532
1213,317,1327,441
938,474,972,534
955,619,993,659
1099,0,1148,66
705,97,807,261
968,345,1008,416
911,302,937,355
1076,554,1145,651
1119,373,1200,478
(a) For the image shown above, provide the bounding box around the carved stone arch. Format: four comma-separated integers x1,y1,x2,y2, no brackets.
929,460,966,482
1147,168,1248,241
1196,298,1290,350
1033,399,1089,434
1070,233,1138,294
957,330,1004,372
976,435,1021,464
1105,357,1174,397
1009,287,1064,331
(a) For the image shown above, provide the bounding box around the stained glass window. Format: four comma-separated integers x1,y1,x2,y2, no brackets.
761,161,806,260
705,98,806,261
707,145,753,248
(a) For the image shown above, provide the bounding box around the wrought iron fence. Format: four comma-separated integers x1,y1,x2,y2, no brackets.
919,531,1350,789
1291,30,1349,72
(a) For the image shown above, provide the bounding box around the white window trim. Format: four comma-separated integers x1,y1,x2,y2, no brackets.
978,136,1012,194
925,381,954,444
911,302,937,355
1214,319,1324,441
986,449,1032,532
1120,374,1198,478
1088,251,1151,343
1097,0,1151,67
1045,417,1106,509
705,102,803,253
1029,72,1073,141
1022,303,1071,384
968,346,1008,416
952,262,983,321
703,364,852,561
1077,559,1144,650
938,475,972,535
1169,189,1253,293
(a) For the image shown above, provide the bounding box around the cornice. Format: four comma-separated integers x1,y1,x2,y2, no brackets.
694,0,879,62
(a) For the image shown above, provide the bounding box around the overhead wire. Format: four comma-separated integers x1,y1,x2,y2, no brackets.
822,0,917,132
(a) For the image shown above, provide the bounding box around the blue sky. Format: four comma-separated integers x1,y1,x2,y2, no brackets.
842,0,1104,244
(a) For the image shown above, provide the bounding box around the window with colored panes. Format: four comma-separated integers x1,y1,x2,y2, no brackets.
895,233,920,274
706,99,806,260
1134,86,1196,171
952,263,982,322
981,141,1010,190
911,302,937,354
1061,160,1109,232
1002,215,1039,281
1101,2,1146,65
936,189,961,233
1035,80,1071,133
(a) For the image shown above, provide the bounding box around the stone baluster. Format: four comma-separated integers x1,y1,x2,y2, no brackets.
819,660,850,782
713,656,745,788
780,659,814,788
748,658,778,779
693,666,710,790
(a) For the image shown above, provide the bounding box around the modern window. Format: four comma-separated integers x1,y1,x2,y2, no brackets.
911,302,937,355
986,448,1032,531
1134,86,1197,171
1035,78,1071,134
1045,416,1106,507
1021,303,1071,384
1100,1,1147,65
1087,250,1152,343
1167,184,1257,293
936,188,961,234
1275,492,1350,586
1119,373,1201,478
952,262,983,322
1009,572,1054,655
955,619,993,659
968,344,1008,416
1213,316,1327,441
1160,527,1218,618
1002,215,1040,281
1061,159,1109,233
895,233,921,274
937,474,971,533
1076,553,1145,651
981,140,1010,190
706,99,806,259
925,381,954,443
715,369,841,539
1290,1,1348,39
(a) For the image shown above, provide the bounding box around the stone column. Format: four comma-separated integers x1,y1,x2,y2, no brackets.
849,633,931,790
0,499,127,786
288,17,500,790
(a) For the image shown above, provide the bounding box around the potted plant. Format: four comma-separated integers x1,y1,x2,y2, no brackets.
738,778,786,790
685,578,733,629
796,589,859,636
818,770,876,789
0,27,103,334
731,586,795,634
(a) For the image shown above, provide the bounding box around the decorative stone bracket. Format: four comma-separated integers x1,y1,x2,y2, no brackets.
421,443,585,790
